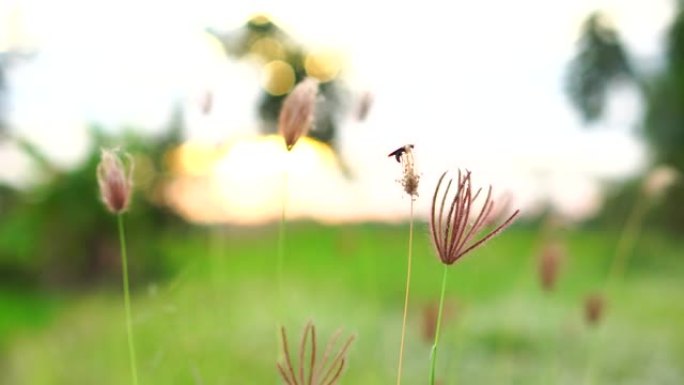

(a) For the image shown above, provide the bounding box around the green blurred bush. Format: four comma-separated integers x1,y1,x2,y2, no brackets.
0,128,186,288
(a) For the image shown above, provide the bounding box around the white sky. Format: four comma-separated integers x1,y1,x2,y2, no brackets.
0,0,677,223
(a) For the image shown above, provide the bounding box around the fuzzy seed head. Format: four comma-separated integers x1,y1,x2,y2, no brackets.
400,148,419,198
429,170,519,265
278,77,319,151
97,148,134,214
388,144,419,198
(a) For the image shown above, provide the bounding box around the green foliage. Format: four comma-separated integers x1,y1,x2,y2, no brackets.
0,128,185,287
644,11,684,174
1,224,683,384
567,8,684,229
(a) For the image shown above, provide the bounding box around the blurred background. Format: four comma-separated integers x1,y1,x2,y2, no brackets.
0,0,683,384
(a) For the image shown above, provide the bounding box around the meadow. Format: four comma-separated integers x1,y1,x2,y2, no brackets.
1,221,682,384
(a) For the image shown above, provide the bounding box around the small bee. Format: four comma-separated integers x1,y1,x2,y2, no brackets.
388,144,415,163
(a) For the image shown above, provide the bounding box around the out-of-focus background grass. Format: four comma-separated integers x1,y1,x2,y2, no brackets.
1,1,684,384
1,223,684,384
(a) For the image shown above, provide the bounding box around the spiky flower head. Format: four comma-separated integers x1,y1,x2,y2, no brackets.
278,77,319,151
97,148,134,214
388,144,419,198
277,322,355,385
429,170,519,265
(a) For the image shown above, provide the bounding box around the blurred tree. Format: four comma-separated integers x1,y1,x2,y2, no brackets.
208,15,349,149
566,9,684,229
566,13,636,123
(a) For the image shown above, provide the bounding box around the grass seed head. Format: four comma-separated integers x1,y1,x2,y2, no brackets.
538,241,564,292
97,148,134,214
388,144,419,198
584,293,606,326
277,321,355,385
279,77,319,151
429,170,519,265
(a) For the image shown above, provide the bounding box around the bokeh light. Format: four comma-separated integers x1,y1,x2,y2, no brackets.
261,60,295,96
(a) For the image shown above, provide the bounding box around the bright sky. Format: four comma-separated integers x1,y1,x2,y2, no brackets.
0,0,676,223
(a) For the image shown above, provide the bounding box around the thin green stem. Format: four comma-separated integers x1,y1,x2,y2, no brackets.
117,214,139,385
582,189,648,385
429,265,449,385
396,199,415,385
277,159,289,322
275,153,290,385
604,189,648,293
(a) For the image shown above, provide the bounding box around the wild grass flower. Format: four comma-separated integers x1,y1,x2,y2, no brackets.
97,148,139,385
538,241,565,292
97,148,133,213
584,293,605,326
279,77,319,151
275,77,319,322
388,144,419,198
388,144,419,385
429,170,519,265
277,322,355,385
428,170,519,385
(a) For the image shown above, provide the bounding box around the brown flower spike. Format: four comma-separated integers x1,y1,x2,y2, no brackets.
97,148,134,214
279,77,319,151
277,322,355,385
538,241,565,291
584,293,606,326
430,170,519,265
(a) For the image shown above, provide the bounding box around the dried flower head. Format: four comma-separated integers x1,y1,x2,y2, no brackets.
388,144,419,198
538,241,565,291
430,170,519,265
277,322,355,385
278,78,319,151
97,148,134,214
584,293,606,326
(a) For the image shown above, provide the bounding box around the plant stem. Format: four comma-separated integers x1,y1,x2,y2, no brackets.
277,157,289,322
605,188,648,292
429,265,449,385
582,189,648,385
396,199,415,385
117,214,139,385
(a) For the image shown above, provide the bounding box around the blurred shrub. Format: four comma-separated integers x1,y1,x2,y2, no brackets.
0,128,186,288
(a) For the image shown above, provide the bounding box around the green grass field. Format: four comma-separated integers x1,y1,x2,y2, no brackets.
1,223,683,384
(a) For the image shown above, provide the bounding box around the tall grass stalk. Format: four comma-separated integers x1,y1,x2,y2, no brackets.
583,186,651,385
427,170,519,385
429,265,449,385
117,214,139,385
396,199,415,385
277,154,290,321
605,191,648,292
